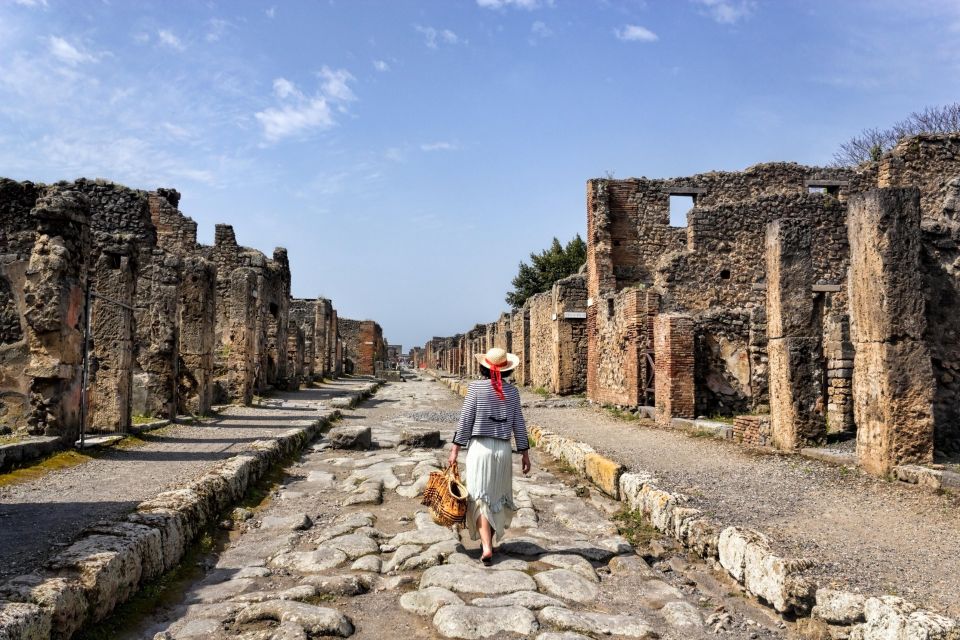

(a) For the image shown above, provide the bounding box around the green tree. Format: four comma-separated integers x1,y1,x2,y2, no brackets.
505,235,587,308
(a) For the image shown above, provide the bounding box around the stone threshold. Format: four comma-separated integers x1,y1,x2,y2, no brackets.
0,381,381,639
430,371,958,640
0,436,61,474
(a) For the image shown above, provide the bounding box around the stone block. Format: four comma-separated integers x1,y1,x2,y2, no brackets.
768,337,825,450
400,429,441,448
848,188,927,343
852,596,958,640
853,340,934,475
0,601,52,640
326,425,372,450
583,453,623,499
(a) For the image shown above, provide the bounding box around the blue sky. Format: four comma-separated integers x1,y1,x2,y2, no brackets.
2,0,959,350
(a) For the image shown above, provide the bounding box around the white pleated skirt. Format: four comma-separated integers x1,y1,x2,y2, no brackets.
465,436,517,542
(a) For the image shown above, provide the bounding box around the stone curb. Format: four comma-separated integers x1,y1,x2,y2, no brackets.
0,437,61,474
431,372,959,640
0,381,381,640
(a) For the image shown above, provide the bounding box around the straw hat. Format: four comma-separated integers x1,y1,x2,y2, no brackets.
474,347,520,372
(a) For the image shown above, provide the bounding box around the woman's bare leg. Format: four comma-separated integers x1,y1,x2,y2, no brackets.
477,515,494,558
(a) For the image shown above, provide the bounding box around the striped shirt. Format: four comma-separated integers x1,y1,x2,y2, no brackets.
453,380,529,451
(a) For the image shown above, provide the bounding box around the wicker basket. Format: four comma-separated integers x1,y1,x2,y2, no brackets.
426,463,468,527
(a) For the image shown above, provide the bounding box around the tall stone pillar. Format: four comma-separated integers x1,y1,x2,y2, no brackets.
765,219,825,450
848,188,934,475
654,314,695,425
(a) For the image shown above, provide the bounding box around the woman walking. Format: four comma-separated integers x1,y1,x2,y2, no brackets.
449,347,531,565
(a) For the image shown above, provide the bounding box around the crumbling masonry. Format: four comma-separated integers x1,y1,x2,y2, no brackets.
0,177,376,450
423,134,960,475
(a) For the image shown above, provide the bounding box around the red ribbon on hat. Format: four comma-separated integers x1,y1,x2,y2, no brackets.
485,358,506,401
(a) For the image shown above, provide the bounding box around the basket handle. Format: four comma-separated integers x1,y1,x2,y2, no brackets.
447,460,461,481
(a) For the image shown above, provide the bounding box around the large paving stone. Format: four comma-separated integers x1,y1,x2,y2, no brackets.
433,604,539,639
535,634,593,640
420,564,536,595
235,600,353,636
533,569,599,604
260,513,312,531
269,548,347,573
472,591,565,610
538,607,656,638
342,480,383,506
661,601,703,630
390,527,457,547
319,533,380,560
327,425,372,450
539,554,598,581
400,587,464,616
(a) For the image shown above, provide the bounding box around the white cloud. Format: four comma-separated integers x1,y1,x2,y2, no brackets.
415,25,461,49
256,98,334,142
12,0,48,7
614,24,659,42
477,0,554,9
693,0,755,25
157,29,185,51
266,6,277,19
161,122,192,139
48,36,97,65
133,31,151,44
319,66,356,102
530,21,553,39
420,141,458,152
373,59,390,72
256,69,357,142
384,147,405,162
206,19,230,43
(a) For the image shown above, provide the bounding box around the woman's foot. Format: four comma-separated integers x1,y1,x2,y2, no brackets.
480,548,494,566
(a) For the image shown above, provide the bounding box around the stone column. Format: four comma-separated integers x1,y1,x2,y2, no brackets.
654,314,695,425
765,219,825,450
848,188,934,475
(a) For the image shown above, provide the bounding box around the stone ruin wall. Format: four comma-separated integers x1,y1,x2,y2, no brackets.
527,291,553,391
510,305,530,386
0,177,363,441
578,134,960,472
339,319,386,376
0,180,90,440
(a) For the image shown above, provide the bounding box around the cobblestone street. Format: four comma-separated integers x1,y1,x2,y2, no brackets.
127,377,785,640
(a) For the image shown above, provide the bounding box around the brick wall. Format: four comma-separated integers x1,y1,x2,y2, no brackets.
654,314,695,424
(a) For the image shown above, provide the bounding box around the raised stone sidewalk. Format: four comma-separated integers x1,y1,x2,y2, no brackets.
0,378,379,638
433,373,960,640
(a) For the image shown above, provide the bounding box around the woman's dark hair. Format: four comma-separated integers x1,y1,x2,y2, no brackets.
480,365,513,379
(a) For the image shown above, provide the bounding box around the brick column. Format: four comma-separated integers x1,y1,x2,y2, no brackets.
654,314,695,425
765,218,825,450
848,188,934,475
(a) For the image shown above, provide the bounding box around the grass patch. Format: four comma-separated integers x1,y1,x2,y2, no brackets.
533,387,551,398
131,414,156,426
612,508,658,549
0,450,93,488
705,414,735,425
688,428,717,439
605,406,639,422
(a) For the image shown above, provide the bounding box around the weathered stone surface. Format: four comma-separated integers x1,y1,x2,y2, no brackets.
433,604,539,639
350,555,381,573
850,596,958,640
319,533,379,560
533,569,599,604
302,574,371,597
813,588,866,625
538,606,656,638
718,527,815,614
472,591,565,610
420,564,536,595
539,554,598,581
608,554,657,578
583,453,623,499
399,587,463,616
269,548,346,573
342,480,384,506
534,633,593,640
260,513,312,531
400,428,441,448
327,425,372,450
660,601,704,630
235,600,353,636
0,601,52,640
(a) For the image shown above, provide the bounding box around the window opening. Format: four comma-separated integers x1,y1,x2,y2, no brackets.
669,195,695,227
720,269,731,280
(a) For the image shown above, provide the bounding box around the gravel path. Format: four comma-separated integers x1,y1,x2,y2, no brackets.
520,389,960,616
0,378,373,581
